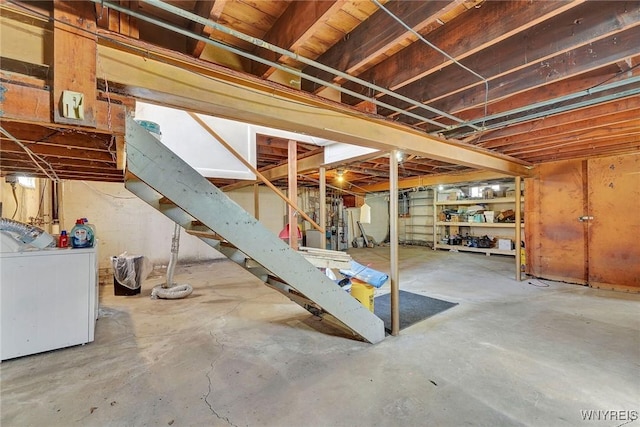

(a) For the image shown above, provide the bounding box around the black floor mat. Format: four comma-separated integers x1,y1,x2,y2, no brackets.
374,290,458,333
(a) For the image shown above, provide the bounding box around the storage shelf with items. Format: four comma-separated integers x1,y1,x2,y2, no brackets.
399,188,434,247
433,181,524,257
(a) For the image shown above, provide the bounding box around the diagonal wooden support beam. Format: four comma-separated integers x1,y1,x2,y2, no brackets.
187,112,323,231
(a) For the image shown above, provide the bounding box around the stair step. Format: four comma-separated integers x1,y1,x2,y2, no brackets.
125,117,384,344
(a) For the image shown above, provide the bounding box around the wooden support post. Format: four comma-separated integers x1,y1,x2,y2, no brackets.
390,150,400,336
515,176,523,281
288,140,298,250
253,183,260,220
53,0,97,127
319,167,327,235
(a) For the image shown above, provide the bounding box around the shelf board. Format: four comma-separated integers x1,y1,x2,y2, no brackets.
434,243,516,256
435,196,523,206
436,221,523,228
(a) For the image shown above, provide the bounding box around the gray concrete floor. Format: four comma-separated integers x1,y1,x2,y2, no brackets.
2,246,639,427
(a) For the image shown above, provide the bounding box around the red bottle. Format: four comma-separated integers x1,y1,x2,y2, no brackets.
58,230,69,248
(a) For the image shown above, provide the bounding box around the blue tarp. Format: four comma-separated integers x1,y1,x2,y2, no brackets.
339,261,389,288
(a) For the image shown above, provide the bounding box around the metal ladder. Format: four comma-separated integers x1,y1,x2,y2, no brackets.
125,117,385,344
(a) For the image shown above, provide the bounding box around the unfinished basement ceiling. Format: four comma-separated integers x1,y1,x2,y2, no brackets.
0,0,638,189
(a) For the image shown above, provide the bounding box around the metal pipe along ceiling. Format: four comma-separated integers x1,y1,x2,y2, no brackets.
371,0,491,125
90,0,476,131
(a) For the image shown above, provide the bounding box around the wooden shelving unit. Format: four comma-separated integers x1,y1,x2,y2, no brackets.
401,189,434,246
433,190,524,257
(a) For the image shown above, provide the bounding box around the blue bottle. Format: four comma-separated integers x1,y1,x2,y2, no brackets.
70,219,94,248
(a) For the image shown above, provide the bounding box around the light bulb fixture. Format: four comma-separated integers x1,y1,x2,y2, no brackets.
336,169,344,182
396,151,404,163
438,185,444,191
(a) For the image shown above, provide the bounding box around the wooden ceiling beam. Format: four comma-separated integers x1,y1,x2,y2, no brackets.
300,0,461,92
481,110,640,150
337,0,585,102
0,160,120,177
186,1,216,57
398,37,640,128
53,0,98,127
506,131,640,157
252,0,345,78
1,152,116,170
96,41,530,176
1,82,127,134
359,170,512,193
430,67,629,132
520,138,640,163
0,139,114,162
376,7,640,117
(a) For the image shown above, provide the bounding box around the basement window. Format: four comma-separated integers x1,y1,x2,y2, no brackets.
469,184,500,198
18,176,36,189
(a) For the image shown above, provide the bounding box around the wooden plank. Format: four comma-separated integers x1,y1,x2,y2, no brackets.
382,24,640,119
521,136,640,163
187,0,215,57
97,42,531,176
123,1,139,37
0,82,127,133
480,105,640,149
53,0,97,127
336,0,585,99
0,139,114,162
587,153,640,291
525,160,587,284
360,170,511,193
252,0,345,78
288,139,298,249
302,0,459,92
403,1,640,102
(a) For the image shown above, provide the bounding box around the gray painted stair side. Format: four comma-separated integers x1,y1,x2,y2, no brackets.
125,117,384,344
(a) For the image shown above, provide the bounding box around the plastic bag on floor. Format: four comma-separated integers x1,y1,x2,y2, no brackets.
111,252,151,290
339,261,389,288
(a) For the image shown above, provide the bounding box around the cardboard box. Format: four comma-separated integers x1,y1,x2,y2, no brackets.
498,239,513,251
484,211,495,223
506,189,517,197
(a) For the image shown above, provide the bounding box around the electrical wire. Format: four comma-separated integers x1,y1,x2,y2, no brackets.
36,179,47,219
371,0,490,128
80,181,138,199
10,183,18,219
0,125,60,182
5,0,468,131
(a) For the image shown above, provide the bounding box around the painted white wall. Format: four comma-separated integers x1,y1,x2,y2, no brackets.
60,181,224,269
58,181,287,270
324,143,379,165
348,194,389,245
135,102,256,180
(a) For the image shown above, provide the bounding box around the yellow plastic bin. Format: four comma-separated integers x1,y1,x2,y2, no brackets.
350,278,375,312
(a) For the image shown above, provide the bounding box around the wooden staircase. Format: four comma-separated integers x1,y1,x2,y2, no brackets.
125,117,385,344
